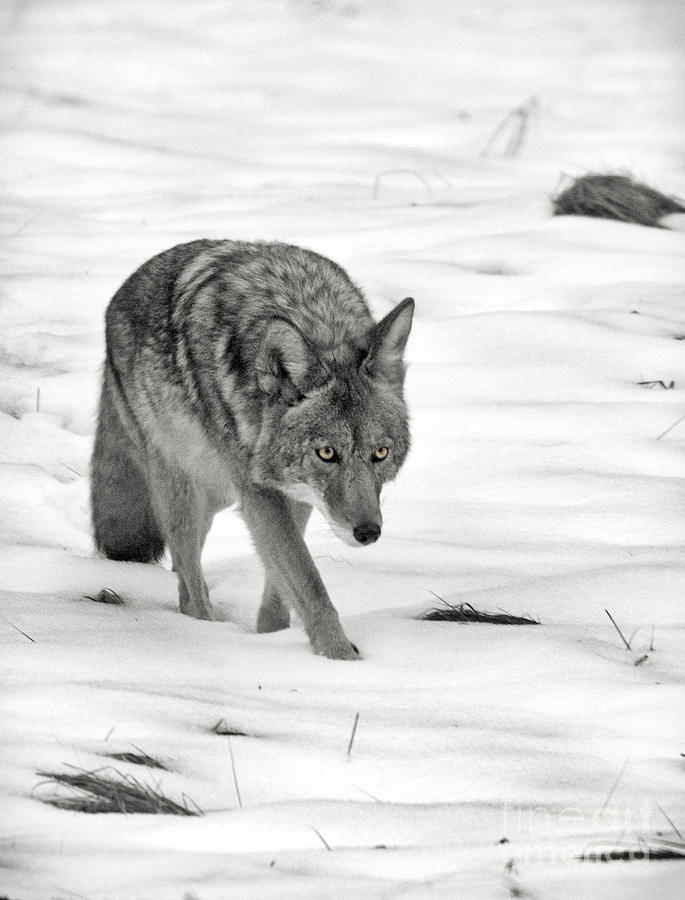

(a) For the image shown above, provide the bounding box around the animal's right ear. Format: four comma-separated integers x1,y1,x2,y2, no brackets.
256,319,328,402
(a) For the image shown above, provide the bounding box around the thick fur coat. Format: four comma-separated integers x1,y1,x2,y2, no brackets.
91,240,413,659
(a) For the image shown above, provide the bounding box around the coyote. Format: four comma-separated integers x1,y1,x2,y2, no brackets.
91,240,414,660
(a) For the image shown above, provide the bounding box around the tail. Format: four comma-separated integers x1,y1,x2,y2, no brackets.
90,365,165,563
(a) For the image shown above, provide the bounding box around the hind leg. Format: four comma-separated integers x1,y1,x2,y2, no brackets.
91,369,165,562
148,454,215,620
256,499,311,633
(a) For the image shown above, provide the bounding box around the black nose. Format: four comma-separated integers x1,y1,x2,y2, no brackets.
353,523,381,545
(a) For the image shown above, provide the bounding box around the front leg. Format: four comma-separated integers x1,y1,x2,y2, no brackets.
256,499,312,634
241,485,359,660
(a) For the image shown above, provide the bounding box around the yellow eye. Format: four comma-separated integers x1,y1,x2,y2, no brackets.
373,446,389,461
316,446,337,462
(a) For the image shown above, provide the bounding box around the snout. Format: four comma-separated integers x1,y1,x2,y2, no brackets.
353,522,381,545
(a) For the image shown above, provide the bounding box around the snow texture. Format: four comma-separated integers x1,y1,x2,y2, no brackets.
1,1,684,898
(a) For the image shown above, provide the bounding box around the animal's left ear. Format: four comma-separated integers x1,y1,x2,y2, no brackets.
363,297,414,389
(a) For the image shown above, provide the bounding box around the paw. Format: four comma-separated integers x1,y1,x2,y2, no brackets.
179,600,215,621
256,604,291,634
311,634,361,661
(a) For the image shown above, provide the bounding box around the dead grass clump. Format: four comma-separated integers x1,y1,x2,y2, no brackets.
579,838,685,862
106,750,167,770
420,596,539,625
85,588,124,605
213,718,248,736
36,766,201,815
553,173,685,228
637,380,675,390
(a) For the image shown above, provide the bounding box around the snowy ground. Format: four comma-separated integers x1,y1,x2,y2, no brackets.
1,1,684,897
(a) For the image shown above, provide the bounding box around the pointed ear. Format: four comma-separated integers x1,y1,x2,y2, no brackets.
256,318,327,402
364,297,414,389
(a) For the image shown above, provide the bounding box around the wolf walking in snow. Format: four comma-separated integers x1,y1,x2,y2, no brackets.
91,240,414,660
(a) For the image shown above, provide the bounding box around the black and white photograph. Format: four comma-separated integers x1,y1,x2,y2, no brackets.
1,0,683,897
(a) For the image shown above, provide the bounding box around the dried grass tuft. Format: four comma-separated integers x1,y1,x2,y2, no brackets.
579,837,685,862
106,749,167,770
420,595,539,625
36,766,201,815
553,173,685,228
86,588,124,605
213,718,248,736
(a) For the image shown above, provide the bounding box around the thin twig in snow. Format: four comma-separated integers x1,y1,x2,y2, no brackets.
0,613,35,642
11,216,38,236
228,738,243,808
605,609,631,650
655,802,683,839
429,589,449,606
311,826,332,851
61,462,84,478
599,758,630,816
372,169,432,201
355,784,381,802
656,412,685,440
481,96,538,158
347,711,360,758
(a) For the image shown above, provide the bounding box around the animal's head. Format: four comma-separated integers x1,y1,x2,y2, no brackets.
252,298,414,546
